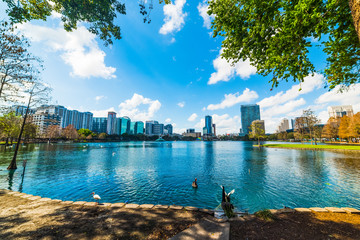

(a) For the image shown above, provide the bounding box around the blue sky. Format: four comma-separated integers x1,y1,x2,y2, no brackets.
2,0,360,134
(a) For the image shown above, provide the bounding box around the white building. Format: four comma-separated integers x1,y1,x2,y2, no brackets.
276,118,290,133
328,105,354,118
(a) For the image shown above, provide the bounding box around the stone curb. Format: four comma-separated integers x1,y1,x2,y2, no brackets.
3,189,360,217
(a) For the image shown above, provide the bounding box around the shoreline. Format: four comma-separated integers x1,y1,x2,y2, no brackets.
2,188,359,216
2,189,360,239
262,143,360,153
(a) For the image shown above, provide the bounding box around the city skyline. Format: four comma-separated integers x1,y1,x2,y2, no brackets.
1,1,360,134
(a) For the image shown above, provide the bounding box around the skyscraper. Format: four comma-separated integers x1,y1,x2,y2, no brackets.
134,121,144,134
164,124,173,135
203,115,213,137
241,104,260,135
92,117,107,133
145,120,158,135
107,112,117,135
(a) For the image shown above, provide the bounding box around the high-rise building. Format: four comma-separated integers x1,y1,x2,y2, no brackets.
241,104,260,135
107,112,117,135
187,129,195,133
134,121,144,134
145,120,158,135
203,115,213,137
120,116,131,134
212,124,216,137
12,105,35,116
276,118,289,133
152,123,164,135
129,122,136,134
32,105,93,133
92,117,107,133
328,105,354,118
32,112,62,134
164,124,173,135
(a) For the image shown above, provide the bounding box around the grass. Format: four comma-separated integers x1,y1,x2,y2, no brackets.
263,143,360,150
255,209,276,221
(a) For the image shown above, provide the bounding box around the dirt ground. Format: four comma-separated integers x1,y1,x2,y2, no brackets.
0,190,208,240
231,211,360,240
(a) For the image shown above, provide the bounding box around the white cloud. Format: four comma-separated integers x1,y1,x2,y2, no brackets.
17,23,116,79
195,114,241,134
170,37,176,43
207,88,259,110
118,94,161,122
95,95,105,102
258,73,324,108
91,107,116,117
188,113,198,122
197,1,214,29
159,0,187,35
165,118,172,123
262,98,306,119
177,102,185,108
208,49,257,84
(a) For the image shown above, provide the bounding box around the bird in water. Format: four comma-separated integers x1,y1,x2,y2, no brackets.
192,178,198,188
221,186,235,218
91,192,101,204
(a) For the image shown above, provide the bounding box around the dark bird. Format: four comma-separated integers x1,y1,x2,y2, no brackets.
192,178,198,188
221,186,235,218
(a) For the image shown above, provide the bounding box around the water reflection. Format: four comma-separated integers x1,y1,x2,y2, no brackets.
1,141,360,212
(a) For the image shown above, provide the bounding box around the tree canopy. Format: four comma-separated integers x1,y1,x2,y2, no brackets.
208,0,360,90
2,0,170,45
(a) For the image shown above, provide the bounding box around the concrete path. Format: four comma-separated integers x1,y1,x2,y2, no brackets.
169,218,229,240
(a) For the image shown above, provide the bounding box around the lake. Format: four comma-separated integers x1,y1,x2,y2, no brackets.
1,141,360,213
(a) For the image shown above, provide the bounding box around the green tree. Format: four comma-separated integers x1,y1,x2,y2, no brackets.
2,0,170,45
0,112,21,145
208,0,360,90
78,128,93,137
249,121,265,146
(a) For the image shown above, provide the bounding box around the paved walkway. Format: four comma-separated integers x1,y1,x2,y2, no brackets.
169,218,229,240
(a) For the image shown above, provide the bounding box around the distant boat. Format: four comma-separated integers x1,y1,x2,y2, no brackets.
155,136,165,142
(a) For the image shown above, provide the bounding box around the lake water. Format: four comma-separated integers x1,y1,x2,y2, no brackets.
1,141,360,213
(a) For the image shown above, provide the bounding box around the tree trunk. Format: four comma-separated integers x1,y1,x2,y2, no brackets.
350,0,360,42
7,95,31,170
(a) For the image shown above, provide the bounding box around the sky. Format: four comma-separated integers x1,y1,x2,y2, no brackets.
1,0,360,134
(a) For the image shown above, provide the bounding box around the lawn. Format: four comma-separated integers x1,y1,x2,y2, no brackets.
263,144,360,151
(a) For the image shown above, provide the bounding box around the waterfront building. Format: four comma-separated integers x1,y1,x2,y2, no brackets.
182,131,201,138
276,118,289,133
32,112,61,134
134,121,144,134
92,117,107,133
328,105,354,118
203,115,213,137
120,116,131,134
32,105,93,133
240,104,260,135
186,129,195,133
12,105,35,116
106,112,117,135
129,122,136,134
164,124,173,135
152,123,164,135
212,124,216,137
145,120,158,135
